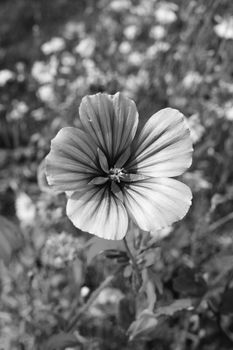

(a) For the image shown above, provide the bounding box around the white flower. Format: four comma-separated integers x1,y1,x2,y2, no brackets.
149,26,166,40
31,58,58,84
0,70,15,87
155,2,177,25
74,37,96,58
46,92,193,240
41,37,65,55
37,84,55,104
214,17,233,39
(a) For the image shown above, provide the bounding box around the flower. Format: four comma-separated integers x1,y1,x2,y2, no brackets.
45,92,193,240
41,37,65,55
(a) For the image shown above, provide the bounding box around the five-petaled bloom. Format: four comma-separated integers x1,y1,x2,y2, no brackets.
46,92,193,240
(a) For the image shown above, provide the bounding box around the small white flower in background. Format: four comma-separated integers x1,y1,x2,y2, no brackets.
131,0,154,17
224,102,233,121
119,41,132,55
0,69,15,87
61,52,76,67
219,80,233,94
182,71,202,90
124,25,139,40
8,101,29,121
31,57,58,84
74,37,96,58
42,232,81,268
187,113,205,144
155,2,178,25
41,37,65,55
146,42,170,58
46,92,193,240
16,192,36,227
31,108,45,121
109,0,131,12
214,16,233,39
149,25,166,40
128,52,144,66
124,71,150,97
37,84,56,104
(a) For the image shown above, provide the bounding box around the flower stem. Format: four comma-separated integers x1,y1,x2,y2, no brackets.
123,236,142,286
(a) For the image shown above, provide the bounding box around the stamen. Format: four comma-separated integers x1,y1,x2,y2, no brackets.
108,167,125,183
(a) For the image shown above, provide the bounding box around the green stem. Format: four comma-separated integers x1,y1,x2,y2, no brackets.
123,236,142,286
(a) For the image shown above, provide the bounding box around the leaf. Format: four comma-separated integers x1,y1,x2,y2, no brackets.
147,268,163,295
44,332,81,350
154,298,193,317
104,249,129,263
142,250,156,267
85,236,125,265
173,266,207,297
123,265,133,278
220,288,233,315
141,268,156,311
127,309,158,342
0,216,22,265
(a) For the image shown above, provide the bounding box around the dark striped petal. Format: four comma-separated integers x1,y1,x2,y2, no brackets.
79,92,138,165
126,108,193,177
67,187,128,240
123,177,192,232
46,127,100,192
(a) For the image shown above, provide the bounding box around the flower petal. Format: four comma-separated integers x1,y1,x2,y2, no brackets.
126,108,193,177
67,187,128,240
79,92,138,165
46,127,100,192
123,177,192,232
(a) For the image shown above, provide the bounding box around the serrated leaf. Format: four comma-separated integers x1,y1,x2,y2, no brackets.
220,288,233,315
85,236,125,265
44,332,81,350
154,298,193,317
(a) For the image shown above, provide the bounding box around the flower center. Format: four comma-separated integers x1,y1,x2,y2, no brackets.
108,167,125,183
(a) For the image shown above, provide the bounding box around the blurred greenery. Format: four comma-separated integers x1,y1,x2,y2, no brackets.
1,0,233,349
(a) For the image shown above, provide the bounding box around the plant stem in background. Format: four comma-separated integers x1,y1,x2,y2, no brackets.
123,236,142,286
